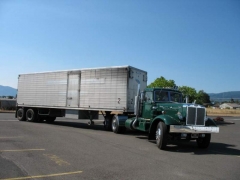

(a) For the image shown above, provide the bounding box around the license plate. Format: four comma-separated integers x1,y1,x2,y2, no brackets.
191,134,199,138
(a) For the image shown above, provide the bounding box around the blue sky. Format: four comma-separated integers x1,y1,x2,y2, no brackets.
0,0,239,93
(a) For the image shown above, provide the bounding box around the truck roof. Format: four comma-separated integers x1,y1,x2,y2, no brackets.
145,87,181,93
18,65,147,75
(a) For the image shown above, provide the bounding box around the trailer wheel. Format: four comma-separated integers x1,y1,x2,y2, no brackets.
156,121,168,150
26,109,37,122
46,117,56,123
17,108,26,121
112,115,125,134
197,134,211,148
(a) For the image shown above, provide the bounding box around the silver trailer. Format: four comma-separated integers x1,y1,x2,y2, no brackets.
16,66,147,128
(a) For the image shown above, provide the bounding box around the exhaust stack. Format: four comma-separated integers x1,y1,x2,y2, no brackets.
133,80,140,129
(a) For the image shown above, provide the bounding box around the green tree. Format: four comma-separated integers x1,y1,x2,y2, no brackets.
196,90,211,105
148,76,211,105
148,76,176,88
178,86,197,103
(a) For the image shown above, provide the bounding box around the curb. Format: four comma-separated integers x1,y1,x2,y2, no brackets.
0,111,15,113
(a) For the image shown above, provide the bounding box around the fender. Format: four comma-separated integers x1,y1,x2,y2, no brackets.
148,115,181,140
152,114,181,125
205,117,217,126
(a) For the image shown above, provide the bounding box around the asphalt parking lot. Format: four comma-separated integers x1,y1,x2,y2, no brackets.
0,113,239,180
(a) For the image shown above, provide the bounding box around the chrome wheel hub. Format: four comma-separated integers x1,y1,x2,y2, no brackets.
112,119,117,131
156,128,161,140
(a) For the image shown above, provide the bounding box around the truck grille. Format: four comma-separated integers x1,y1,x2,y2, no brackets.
186,106,205,126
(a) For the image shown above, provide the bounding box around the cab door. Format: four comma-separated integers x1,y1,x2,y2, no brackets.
141,91,153,119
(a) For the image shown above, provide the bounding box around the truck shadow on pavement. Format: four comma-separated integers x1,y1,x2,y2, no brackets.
215,122,235,126
44,120,240,157
164,141,240,156
47,120,106,131
47,120,149,135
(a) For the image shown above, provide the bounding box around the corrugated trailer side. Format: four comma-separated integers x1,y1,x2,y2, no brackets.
16,66,147,130
17,66,147,111
17,71,68,107
78,66,147,112
79,67,128,111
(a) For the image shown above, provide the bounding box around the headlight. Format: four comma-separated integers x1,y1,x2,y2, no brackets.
177,112,183,120
152,106,157,110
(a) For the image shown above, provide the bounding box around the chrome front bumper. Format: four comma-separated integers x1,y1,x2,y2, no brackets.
170,125,219,133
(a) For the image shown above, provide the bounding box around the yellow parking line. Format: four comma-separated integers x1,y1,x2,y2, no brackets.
43,154,70,166
0,136,22,139
0,171,83,180
0,149,45,152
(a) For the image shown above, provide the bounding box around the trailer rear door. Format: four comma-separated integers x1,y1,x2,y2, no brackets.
67,73,80,107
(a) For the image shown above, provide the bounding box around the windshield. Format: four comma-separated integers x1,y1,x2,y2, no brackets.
169,91,182,103
154,90,182,103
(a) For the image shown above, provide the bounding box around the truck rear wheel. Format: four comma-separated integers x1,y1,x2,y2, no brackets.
197,134,211,148
17,108,26,121
26,109,37,122
156,122,168,150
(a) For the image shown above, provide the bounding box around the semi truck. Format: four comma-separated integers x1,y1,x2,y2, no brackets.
16,66,219,150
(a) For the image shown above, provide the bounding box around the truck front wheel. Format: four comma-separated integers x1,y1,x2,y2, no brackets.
156,122,168,150
197,134,211,148
26,109,37,122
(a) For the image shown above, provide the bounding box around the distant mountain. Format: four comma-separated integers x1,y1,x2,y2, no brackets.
0,85,17,96
208,91,240,102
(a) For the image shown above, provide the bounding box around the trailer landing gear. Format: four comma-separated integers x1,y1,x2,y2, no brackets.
88,121,94,125
102,111,113,131
87,111,94,125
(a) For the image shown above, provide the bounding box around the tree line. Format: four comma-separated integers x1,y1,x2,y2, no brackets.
0,96,15,99
147,76,211,105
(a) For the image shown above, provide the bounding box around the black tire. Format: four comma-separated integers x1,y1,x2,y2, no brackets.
112,115,125,134
17,108,26,121
46,116,56,123
104,115,113,131
156,121,168,150
26,109,37,122
197,134,211,148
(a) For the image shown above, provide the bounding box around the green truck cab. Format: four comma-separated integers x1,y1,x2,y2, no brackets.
111,87,219,150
